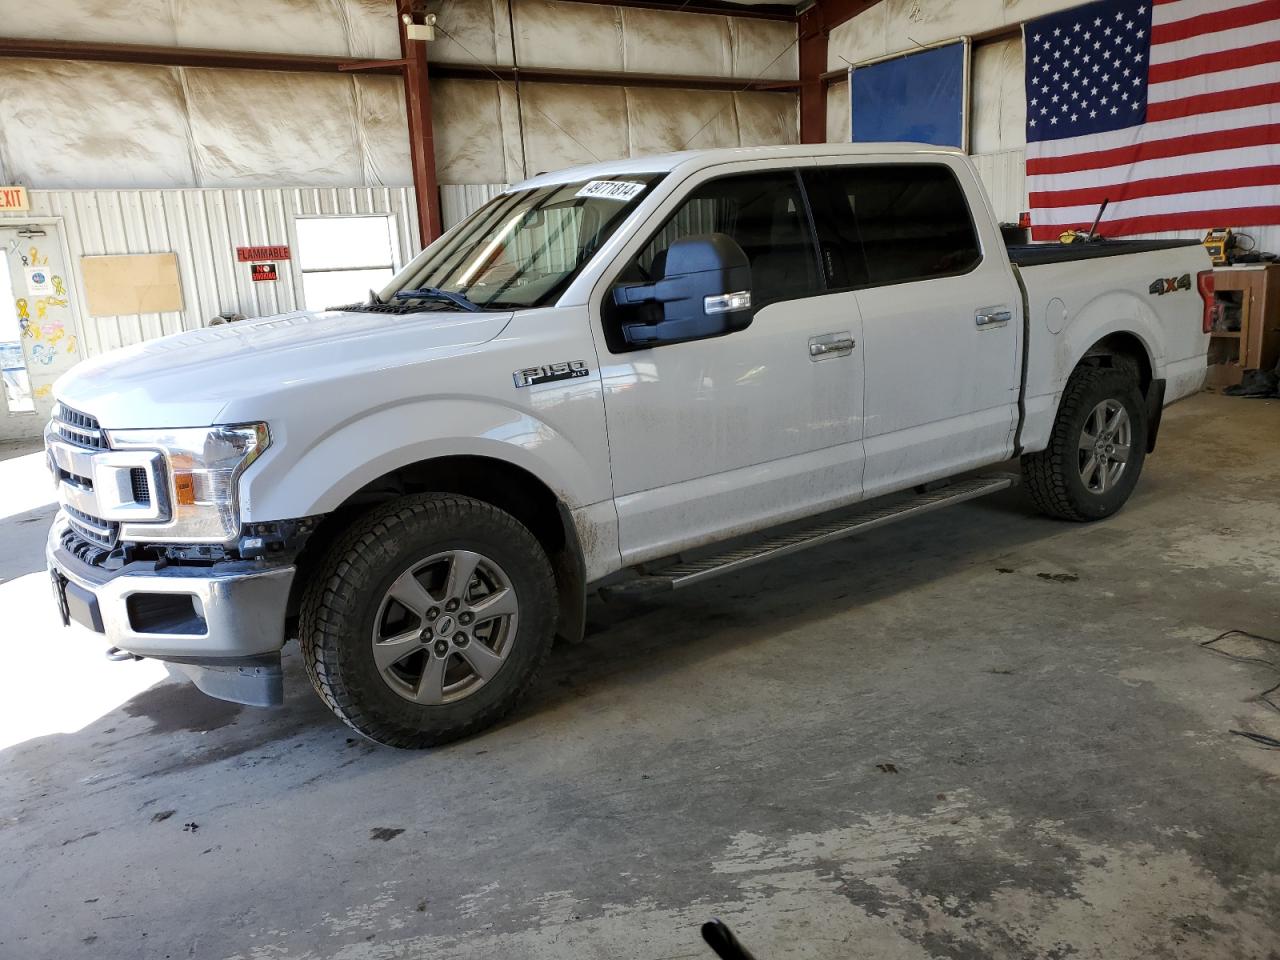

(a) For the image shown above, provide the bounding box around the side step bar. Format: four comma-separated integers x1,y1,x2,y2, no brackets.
603,473,1017,597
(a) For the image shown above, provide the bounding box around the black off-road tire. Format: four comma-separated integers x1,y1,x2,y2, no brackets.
298,494,557,748
1021,364,1148,522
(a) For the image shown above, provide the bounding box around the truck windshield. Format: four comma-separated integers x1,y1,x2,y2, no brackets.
380,174,666,311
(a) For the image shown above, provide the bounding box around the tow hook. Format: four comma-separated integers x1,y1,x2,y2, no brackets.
105,646,143,662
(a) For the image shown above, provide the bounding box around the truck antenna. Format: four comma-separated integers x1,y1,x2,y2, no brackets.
1087,198,1110,240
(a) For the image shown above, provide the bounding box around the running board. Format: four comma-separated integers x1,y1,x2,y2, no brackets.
603,474,1017,596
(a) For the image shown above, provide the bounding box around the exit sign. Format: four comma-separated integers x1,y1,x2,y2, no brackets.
0,186,29,212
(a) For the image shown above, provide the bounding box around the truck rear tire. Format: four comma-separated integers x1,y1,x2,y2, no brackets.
1021,364,1148,522
298,493,557,748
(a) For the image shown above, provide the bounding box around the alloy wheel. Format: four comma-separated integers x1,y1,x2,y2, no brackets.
370,550,519,704
1078,398,1131,495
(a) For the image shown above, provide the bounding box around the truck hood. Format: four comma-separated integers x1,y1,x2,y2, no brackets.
55,307,514,429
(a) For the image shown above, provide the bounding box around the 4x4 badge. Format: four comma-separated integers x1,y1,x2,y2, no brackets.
1149,273,1191,295
513,360,590,388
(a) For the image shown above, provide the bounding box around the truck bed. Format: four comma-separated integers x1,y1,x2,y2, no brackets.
1006,238,1201,268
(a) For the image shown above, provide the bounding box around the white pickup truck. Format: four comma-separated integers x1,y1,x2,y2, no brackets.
45,144,1212,747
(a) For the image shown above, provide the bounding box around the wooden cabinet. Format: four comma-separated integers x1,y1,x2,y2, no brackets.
1206,265,1280,388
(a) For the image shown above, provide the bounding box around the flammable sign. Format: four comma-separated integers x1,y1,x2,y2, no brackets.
250,263,278,282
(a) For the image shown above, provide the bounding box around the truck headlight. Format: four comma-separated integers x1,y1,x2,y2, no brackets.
107,423,269,542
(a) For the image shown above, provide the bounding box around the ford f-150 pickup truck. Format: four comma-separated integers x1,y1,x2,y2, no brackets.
44,143,1212,747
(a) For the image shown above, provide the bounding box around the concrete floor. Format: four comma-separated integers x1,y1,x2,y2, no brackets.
2,391,1279,960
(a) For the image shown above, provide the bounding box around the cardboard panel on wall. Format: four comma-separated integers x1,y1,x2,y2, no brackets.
82,254,183,317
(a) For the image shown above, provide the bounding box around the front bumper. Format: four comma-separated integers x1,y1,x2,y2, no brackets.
46,514,295,705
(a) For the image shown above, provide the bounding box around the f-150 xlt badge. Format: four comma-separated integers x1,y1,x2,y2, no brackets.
513,360,590,388
1149,273,1191,296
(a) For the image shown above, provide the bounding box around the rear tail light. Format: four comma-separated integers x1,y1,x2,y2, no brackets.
1197,270,1215,334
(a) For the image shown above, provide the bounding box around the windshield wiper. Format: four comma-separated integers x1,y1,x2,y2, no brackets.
393,287,481,312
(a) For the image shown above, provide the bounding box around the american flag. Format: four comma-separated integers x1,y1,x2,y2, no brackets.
1024,0,1280,241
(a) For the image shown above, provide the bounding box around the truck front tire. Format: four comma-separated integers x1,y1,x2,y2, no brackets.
299,494,557,748
1021,364,1148,522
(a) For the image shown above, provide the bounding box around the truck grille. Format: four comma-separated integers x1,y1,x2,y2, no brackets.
65,505,120,550
53,403,107,450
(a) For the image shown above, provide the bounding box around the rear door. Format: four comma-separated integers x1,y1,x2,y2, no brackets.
805,158,1021,497
592,164,865,565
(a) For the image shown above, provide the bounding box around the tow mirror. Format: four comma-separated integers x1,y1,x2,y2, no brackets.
612,234,753,347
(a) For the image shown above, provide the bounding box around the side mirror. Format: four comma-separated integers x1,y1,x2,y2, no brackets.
612,234,753,347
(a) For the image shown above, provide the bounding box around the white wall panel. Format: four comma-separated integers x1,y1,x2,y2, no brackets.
0,186,419,357
970,148,1028,224
440,184,508,229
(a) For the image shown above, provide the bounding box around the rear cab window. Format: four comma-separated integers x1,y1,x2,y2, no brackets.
803,164,982,291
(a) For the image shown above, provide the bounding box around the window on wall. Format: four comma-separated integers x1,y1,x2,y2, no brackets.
295,216,397,310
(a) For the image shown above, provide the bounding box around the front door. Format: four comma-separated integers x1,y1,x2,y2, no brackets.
806,159,1022,498
592,166,865,565
0,222,82,439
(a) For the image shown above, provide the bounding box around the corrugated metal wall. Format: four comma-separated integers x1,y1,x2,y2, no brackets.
440,184,508,231
970,149,1027,225
1,186,420,356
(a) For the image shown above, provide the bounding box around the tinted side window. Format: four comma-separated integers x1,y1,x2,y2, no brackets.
805,165,981,289
620,171,821,310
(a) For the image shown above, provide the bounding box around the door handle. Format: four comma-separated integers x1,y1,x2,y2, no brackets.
975,307,1012,328
809,332,855,360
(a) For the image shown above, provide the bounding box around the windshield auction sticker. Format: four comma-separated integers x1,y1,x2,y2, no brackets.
575,180,646,202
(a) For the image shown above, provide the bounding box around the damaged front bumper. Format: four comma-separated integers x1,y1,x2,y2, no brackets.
46,514,295,706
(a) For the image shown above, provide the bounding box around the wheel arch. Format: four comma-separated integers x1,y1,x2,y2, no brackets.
288,454,588,646
1080,330,1154,392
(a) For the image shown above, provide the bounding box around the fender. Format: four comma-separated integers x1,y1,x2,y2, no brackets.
1054,288,1164,388
1021,288,1164,455
240,397,610,522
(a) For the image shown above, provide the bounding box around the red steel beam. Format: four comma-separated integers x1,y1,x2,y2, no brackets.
797,0,883,142
397,2,443,245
